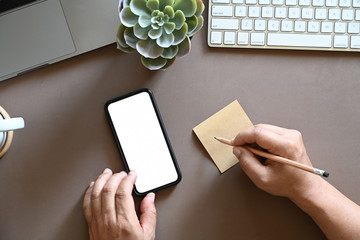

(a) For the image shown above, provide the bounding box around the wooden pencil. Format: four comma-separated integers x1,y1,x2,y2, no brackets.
214,136,329,177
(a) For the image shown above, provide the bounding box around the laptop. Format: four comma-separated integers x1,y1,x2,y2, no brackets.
0,0,119,82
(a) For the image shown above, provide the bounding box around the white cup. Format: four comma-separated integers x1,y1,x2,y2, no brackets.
0,106,25,158
0,114,6,149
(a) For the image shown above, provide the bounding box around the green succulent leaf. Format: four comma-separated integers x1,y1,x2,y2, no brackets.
161,45,178,59
123,0,131,8
177,36,191,57
130,0,151,16
141,56,168,70
148,28,163,39
120,7,139,27
146,0,159,11
116,25,135,52
172,22,187,45
188,15,203,36
163,5,175,18
173,0,197,18
159,0,174,11
160,57,176,70
195,0,205,17
136,38,164,58
138,15,152,28
134,23,151,40
124,27,140,49
157,32,174,48
186,15,198,34
164,22,176,34
171,10,186,30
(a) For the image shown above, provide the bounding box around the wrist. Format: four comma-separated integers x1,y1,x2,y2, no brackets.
288,175,326,212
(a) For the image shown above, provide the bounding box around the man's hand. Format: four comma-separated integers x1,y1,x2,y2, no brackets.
83,169,156,240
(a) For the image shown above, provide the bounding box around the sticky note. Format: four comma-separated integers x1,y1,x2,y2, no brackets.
193,100,253,173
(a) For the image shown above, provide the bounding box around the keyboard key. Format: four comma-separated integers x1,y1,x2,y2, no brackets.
237,32,249,44
241,19,253,30
302,8,314,18
299,0,311,4
259,0,271,4
268,33,332,47
315,8,327,19
335,22,347,32
312,0,324,6
249,6,261,17
334,35,349,48
321,21,333,32
351,36,360,48
339,0,351,6
275,7,287,18
289,7,301,18
342,9,354,20
212,19,239,29
246,0,257,4
326,0,338,6
286,0,297,5
210,32,222,44
262,7,274,17
255,20,267,30
294,20,306,31
212,6,233,16
281,20,293,31
251,33,265,45
273,0,284,5
232,0,244,3
356,9,360,20
224,32,236,44
329,9,341,19
308,21,320,32
348,22,360,33
353,0,360,7
268,20,280,30
235,6,247,17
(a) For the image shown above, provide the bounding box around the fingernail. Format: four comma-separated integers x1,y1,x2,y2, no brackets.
89,181,95,187
119,171,126,176
148,192,155,202
129,170,136,175
233,148,241,157
103,168,111,174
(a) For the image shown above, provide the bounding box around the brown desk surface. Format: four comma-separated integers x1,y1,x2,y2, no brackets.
1,29,360,239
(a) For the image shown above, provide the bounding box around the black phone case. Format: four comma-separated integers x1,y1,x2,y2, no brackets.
104,88,182,196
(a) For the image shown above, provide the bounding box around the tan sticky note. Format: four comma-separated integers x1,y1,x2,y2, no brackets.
193,100,253,173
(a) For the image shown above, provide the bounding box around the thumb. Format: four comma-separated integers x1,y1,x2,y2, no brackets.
140,193,157,237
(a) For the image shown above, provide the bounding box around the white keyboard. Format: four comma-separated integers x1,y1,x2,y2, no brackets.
208,0,360,51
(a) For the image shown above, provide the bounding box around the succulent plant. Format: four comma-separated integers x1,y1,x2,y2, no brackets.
117,0,205,70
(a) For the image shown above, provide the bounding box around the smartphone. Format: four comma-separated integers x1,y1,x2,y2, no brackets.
105,89,182,196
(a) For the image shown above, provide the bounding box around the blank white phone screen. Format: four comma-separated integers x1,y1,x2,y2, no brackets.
107,92,178,194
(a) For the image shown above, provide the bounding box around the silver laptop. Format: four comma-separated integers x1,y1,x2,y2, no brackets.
0,0,119,82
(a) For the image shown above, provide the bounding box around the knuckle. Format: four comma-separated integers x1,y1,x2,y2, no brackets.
115,189,128,200
90,190,101,201
102,185,114,195
253,125,264,138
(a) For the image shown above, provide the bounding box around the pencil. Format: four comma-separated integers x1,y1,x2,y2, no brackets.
214,136,329,178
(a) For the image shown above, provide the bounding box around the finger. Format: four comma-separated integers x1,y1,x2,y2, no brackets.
91,168,113,218
140,193,157,237
101,171,127,220
83,181,95,223
115,171,138,222
233,146,269,186
232,125,290,156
